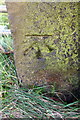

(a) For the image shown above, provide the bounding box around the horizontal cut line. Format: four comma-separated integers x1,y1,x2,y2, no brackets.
25,35,52,36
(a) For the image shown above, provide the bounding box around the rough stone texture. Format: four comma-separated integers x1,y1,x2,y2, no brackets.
6,2,79,91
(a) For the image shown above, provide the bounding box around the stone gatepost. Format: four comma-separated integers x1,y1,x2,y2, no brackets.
6,2,79,95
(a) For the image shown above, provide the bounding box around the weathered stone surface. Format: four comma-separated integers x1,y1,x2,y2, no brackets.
6,2,79,92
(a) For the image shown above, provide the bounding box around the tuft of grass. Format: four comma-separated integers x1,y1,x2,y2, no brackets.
1,86,80,119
